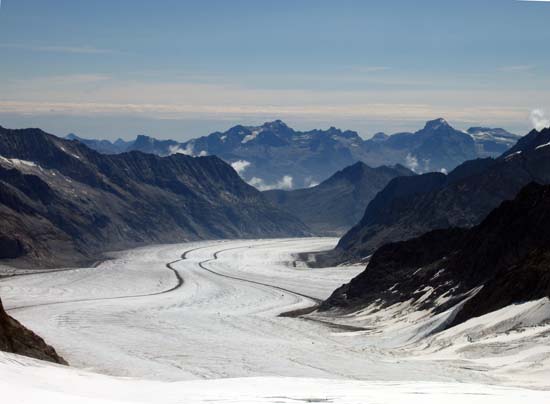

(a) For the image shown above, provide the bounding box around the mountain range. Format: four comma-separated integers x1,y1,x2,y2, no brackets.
67,119,519,190
0,125,308,267
314,127,550,266
321,182,550,329
263,162,414,236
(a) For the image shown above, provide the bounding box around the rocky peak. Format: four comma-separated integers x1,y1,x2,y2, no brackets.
423,118,451,131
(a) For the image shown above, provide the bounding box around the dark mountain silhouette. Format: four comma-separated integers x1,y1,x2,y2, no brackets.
264,162,414,236
321,182,550,329
315,127,550,266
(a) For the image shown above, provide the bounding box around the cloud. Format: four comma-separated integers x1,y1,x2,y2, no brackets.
1,71,548,133
405,153,419,172
169,143,194,156
530,109,550,131
498,65,534,72
277,175,294,190
248,175,294,191
230,160,251,175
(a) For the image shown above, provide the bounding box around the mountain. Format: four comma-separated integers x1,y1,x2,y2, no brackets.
263,162,414,236
467,127,520,157
315,127,550,266
129,135,181,155
0,125,308,268
180,120,374,189
68,119,519,190
321,182,550,329
363,118,479,173
65,133,134,154
0,298,66,364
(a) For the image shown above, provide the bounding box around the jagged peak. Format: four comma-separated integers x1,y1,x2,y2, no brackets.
423,118,451,131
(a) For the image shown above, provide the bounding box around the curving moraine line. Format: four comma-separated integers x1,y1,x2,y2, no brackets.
5,244,213,312
197,244,322,304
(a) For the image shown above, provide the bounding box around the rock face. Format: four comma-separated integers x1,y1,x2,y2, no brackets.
322,127,550,265
321,182,550,328
0,125,309,267
263,162,414,236
0,298,67,364
68,119,519,190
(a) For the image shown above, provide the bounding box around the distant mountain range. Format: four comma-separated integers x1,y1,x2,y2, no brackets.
264,162,414,236
0,126,308,267
66,119,520,190
321,182,550,329
314,127,550,266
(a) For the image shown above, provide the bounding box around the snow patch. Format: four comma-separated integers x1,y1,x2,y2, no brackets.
242,130,260,144
535,141,550,150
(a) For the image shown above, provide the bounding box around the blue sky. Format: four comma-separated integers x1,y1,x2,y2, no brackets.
1,0,550,140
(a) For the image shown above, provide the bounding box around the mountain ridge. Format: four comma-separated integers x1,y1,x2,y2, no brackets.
264,162,414,236
0,125,309,268
320,182,550,330
65,119,520,190
316,127,550,266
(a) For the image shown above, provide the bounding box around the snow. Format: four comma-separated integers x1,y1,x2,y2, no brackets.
504,150,522,160
0,155,39,168
1,238,549,402
242,130,260,144
1,355,549,404
535,141,550,150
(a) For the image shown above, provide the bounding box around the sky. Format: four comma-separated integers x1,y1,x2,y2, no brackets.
1,0,550,140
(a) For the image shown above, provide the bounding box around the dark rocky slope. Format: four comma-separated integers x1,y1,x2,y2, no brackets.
0,125,308,267
0,298,66,364
321,182,550,328
318,127,550,265
263,162,414,236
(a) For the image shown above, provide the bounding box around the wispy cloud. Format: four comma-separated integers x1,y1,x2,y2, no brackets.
498,65,535,72
0,43,120,54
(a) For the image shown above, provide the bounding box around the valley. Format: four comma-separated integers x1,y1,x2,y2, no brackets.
1,238,549,402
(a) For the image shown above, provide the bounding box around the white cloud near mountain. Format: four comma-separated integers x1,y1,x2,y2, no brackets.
169,143,195,156
530,109,550,131
405,153,419,172
248,175,294,191
231,160,251,175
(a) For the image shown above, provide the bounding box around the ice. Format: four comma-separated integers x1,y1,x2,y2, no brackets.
1,238,549,403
